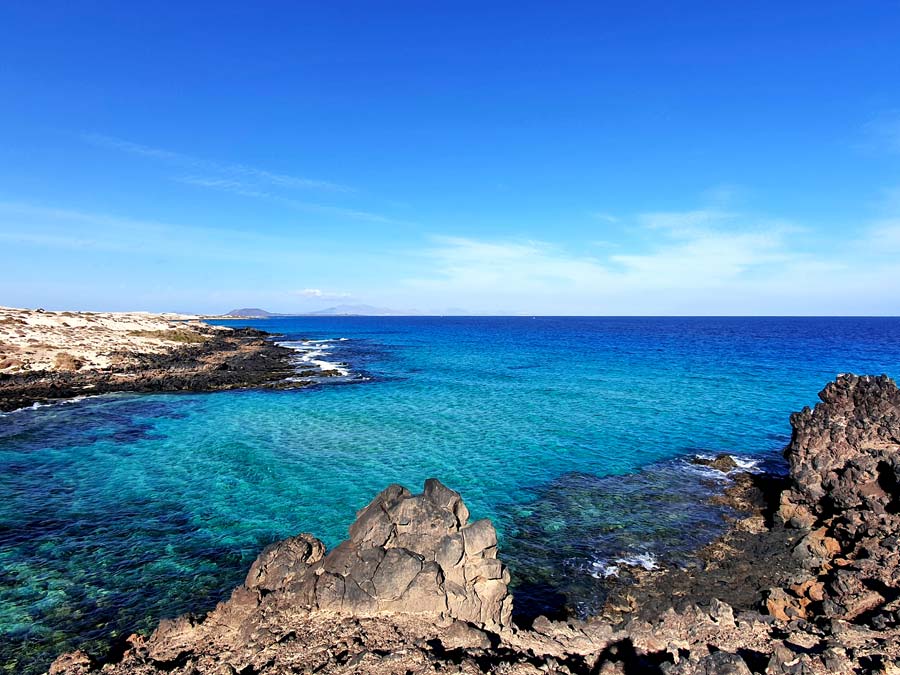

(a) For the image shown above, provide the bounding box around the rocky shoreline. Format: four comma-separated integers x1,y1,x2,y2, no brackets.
48,374,900,674
0,326,305,412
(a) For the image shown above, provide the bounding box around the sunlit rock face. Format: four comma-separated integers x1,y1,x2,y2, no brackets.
256,478,513,629
778,374,900,623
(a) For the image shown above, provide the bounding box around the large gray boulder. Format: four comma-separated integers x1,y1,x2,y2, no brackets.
239,478,512,629
290,478,512,628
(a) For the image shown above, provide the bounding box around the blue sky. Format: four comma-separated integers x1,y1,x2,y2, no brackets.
1,2,899,315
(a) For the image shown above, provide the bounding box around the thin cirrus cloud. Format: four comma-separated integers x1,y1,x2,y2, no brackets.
865,218,900,252
0,200,323,265
174,175,395,224
404,208,898,314
81,132,352,192
416,214,789,293
83,134,400,223
295,288,352,300
860,112,900,154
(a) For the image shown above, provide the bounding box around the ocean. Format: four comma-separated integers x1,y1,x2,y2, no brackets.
1,316,898,673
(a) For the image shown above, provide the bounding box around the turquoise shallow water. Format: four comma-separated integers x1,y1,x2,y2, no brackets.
2,317,899,673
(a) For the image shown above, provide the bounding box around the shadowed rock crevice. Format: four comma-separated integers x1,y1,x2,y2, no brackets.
877,460,900,514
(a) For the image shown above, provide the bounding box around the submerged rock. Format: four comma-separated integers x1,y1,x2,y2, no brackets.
690,453,739,472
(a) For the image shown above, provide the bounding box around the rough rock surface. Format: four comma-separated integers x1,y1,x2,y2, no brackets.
50,375,900,674
252,479,514,629
0,327,302,411
691,453,740,473
774,374,900,628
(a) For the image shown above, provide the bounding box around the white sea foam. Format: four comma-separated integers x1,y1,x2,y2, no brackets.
588,551,660,579
7,401,52,414
589,560,621,578
731,455,762,472
615,551,659,570
2,393,98,416
687,452,763,476
278,339,351,377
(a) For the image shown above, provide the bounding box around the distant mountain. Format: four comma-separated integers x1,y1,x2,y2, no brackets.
304,304,416,316
226,308,273,317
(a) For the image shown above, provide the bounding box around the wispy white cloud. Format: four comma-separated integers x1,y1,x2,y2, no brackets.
82,132,352,192
637,208,734,233
862,218,900,252
5,195,899,315
609,229,790,288
404,205,899,314
80,135,404,223
173,175,396,223
861,112,900,154
295,288,352,300
0,200,318,265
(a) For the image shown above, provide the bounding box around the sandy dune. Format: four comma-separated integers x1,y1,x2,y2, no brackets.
0,306,225,373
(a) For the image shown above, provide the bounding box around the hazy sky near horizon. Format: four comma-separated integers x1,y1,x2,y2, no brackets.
1,2,899,315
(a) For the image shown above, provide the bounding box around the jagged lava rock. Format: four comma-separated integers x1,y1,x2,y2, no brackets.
779,374,900,527
776,374,900,624
291,478,513,628
691,453,739,472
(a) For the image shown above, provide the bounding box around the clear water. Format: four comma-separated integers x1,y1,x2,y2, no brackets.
1,317,899,673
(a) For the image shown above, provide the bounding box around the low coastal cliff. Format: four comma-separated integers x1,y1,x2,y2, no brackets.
0,307,299,411
50,375,900,674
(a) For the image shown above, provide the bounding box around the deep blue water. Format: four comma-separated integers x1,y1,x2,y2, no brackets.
2,316,899,673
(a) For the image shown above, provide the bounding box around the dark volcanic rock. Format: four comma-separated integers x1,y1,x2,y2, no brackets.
691,453,739,472
779,374,900,528
601,472,800,624
0,328,297,411
774,375,900,627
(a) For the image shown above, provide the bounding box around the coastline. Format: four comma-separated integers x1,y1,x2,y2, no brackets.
0,307,304,412
47,374,900,674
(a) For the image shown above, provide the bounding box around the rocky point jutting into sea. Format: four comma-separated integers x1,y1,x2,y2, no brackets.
49,374,900,674
0,307,314,412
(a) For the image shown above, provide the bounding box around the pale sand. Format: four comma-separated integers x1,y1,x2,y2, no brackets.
0,306,227,374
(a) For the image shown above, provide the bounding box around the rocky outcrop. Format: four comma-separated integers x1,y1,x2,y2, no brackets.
691,453,739,472
49,480,518,674
0,328,302,411
248,479,513,629
779,374,900,530
772,375,900,627
49,375,900,674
